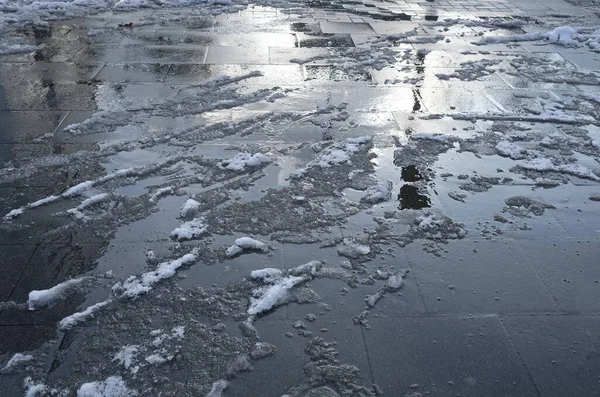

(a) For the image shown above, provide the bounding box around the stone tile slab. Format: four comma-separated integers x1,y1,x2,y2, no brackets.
365,315,540,397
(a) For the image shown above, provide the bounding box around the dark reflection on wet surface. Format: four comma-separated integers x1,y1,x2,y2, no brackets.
399,184,431,210
412,89,422,112
401,165,425,182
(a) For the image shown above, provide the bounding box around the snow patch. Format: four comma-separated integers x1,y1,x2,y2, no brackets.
226,237,270,257
1,353,33,374
28,277,88,310
361,180,393,204
114,253,198,298
221,152,271,171
59,299,112,331
77,376,137,397
248,270,305,316
113,345,139,372
206,380,228,397
180,199,200,217
495,140,529,160
171,218,208,241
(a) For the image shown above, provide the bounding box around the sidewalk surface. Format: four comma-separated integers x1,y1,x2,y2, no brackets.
1,0,599,396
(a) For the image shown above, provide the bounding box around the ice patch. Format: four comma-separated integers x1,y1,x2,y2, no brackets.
59,299,112,331
28,277,88,310
1,353,33,374
180,198,200,217
77,376,137,397
220,152,271,171
171,218,208,241
114,252,198,298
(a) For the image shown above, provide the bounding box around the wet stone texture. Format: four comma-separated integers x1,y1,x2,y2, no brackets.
1,0,600,396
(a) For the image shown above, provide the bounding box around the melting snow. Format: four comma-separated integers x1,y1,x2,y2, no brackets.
171,219,208,241
59,299,112,331
1,353,33,374
77,376,137,397
206,380,228,397
180,198,200,217
520,157,600,181
495,140,529,160
113,345,140,372
226,237,270,257
24,377,46,397
28,277,88,310
361,180,393,204
114,252,198,298
220,152,271,171
248,269,305,316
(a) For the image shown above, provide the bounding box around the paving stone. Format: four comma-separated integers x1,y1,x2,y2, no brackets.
0,111,67,143
503,315,600,397
406,237,561,314
518,238,600,313
365,315,540,397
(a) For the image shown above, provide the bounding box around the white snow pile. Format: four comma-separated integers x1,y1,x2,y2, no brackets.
77,376,137,397
180,198,200,218
220,152,271,171
476,25,600,51
0,37,42,55
28,277,88,310
59,299,112,331
519,157,600,181
361,180,393,204
206,380,229,397
226,237,270,258
495,140,529,160
1,353,33,374
171,218,208,241
113,252,198,298
247,268,306,316
67,193,110,219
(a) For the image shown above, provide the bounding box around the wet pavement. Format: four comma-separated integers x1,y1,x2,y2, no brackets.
1,0,600,396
